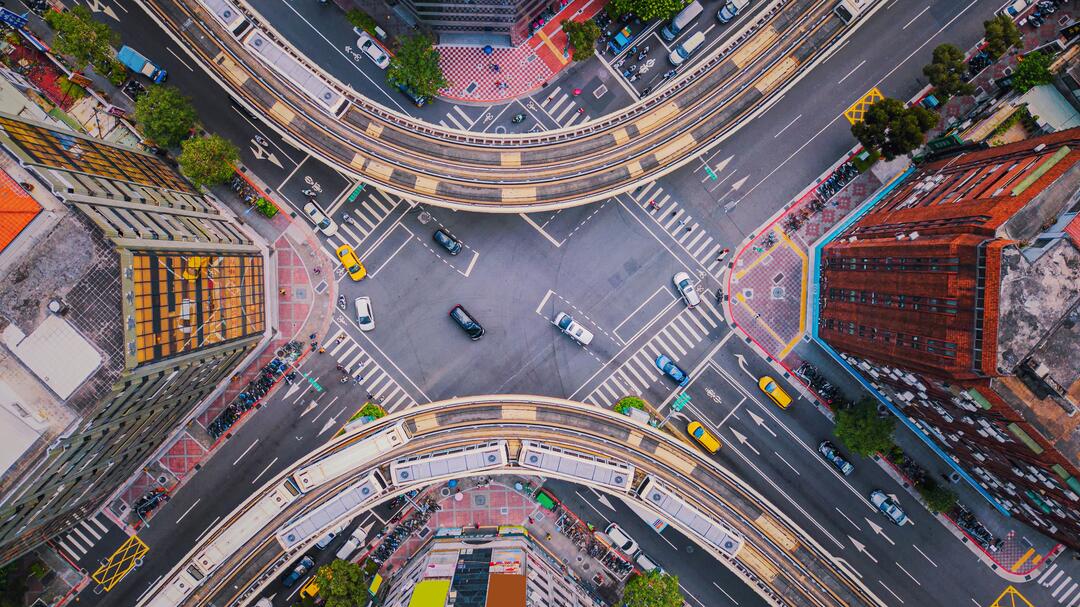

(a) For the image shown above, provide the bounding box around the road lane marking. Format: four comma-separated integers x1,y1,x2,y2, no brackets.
773,114,802,138
233,439,259,466
878,581,904,604
252,457,279,484
165,47,194,71
775,451,800,475
175,499,200,524
519,213,564,247
902,5,931,29
712,582,740,604
837,60,866,84
913,544,937,567
462,250,480,277
834,508,860,530
896,561,921,586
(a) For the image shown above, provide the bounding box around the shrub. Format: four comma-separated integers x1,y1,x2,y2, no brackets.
345,10,378,36
615,396,646,414
917,480,957,513
254,197,278,218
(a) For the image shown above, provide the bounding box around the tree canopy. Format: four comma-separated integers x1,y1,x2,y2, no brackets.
851,97,938,161
179,134,239,189
45,6,118,71
983,15,1021,60
923,44,975,99
608,0,685,22
562,19,601,62
622,571,683,607
387,34,448,100
314,560,368,607
135,86,198,148
834,398,896,458
1012,50,1054,93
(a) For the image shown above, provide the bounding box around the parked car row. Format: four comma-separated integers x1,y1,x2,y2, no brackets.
662,0,752,65
604,523,664,574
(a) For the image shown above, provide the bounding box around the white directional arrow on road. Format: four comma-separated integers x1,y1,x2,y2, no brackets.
734,354,756,381
250,143,283,169
318,417,338,436
746,410,777,437
847,536,878,564
864,518,896,545
286,381,305,399
729,427,760,455
729,175,750,191
588,487,615,511
86,0,121,20
300,399,319,416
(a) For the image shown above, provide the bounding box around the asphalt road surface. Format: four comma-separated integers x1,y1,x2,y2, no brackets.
47,0,1050,605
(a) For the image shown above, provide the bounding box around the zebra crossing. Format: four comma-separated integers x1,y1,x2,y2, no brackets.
584,297,725,407
327,332,416,413
538,86,591,127
438,104,476,130
53,513,115,563
326,189,401,249
1038,562,1080,606
629,182,728,278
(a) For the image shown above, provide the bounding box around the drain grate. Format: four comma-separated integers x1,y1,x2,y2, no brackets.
465,82,478,95
771,286,785,299
742,288,753,300
772,272,785,284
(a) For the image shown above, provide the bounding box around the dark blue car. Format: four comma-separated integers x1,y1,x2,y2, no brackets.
655,354,689,386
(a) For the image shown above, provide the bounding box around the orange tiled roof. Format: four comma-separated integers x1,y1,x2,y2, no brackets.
0,168,40,252
1066,213,1080,250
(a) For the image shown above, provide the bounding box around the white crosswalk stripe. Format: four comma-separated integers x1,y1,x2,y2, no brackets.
328,190,402,250
54,513,114,562
1040,564,1059,584
332,335,416,413
629,182,729,277
585,302,725,406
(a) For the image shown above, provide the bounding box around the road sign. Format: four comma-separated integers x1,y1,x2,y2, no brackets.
703,166,718,180
347,183,366,202
672,392,691,412
0,9,28,30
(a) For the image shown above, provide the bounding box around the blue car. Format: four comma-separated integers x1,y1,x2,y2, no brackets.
655,354,690,387
282,556,314,588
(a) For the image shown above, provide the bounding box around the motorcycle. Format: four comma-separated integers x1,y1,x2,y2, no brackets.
301,188,317,198
511,113,526,124
342,212,357,226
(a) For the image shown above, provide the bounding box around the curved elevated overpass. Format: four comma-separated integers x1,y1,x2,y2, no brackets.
142,396,883,607
139,0,876,211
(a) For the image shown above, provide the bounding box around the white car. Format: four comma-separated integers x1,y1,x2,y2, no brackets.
605,523,640,557
303,202,338,237
354,296,374,332
673,272,700,308
357,33,389,69
554,312,594,345
870,490,910,526
335,525,367,561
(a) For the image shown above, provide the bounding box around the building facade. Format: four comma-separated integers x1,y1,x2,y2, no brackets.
399,0,552,46
819,128,1080,548
382,532,599,607
0,113,266,563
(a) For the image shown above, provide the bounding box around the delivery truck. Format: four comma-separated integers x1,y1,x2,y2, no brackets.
118,45,167,83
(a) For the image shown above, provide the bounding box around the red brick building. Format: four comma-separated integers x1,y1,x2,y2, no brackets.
820,128,1080,548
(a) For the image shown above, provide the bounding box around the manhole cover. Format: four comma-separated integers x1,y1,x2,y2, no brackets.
771,286,785,299
742,288,753,300
473,495,487,506
418,211,432,224
464,82,478,94
583,562,590,570
314,280,328,294
495,126,507,134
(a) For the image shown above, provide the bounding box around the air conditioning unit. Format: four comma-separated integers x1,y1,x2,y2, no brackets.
909,231,920,240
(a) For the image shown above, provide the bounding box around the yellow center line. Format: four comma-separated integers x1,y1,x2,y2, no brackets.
537,30,569,66
775,227,808,359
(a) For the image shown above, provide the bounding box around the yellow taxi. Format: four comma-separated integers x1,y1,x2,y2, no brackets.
687,421,721,453
758,376,792,409
336,244,367,280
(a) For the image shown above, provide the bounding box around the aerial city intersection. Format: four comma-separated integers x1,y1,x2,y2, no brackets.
0,0,1079,606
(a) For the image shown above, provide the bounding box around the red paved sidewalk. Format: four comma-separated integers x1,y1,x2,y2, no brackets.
437,0,605,102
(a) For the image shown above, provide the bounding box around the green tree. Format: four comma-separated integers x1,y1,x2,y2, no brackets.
608,0,685,21
178,134,239,188
615,396,647,414
315,560,368,607
834,398,895,457
345,9,378,36
983,14,1021,60
1013,50,1055,93
851,97,938,161
622,570,683,607
917,480,957,513
134,86,198,148
922,44,975,99
387,34,448,100
562,19,601,61
44,6,118,71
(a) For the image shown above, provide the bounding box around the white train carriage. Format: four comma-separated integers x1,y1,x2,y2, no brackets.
193,477,302,572
240,27,349,117
199,0,248,35
518,440,635,493
294,421,409,491
390,441,509,486
141,564,205,607
276,470,387,551
636,476,743,557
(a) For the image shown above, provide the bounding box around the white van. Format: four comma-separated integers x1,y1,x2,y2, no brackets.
635,552,664,574
718,0,750,23
660,1,703,42
669,31,706,66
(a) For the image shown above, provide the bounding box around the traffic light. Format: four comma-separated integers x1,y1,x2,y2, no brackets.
672,392,691,412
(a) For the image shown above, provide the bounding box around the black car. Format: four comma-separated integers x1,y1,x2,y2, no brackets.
450,305,484,340
433,228,463,255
